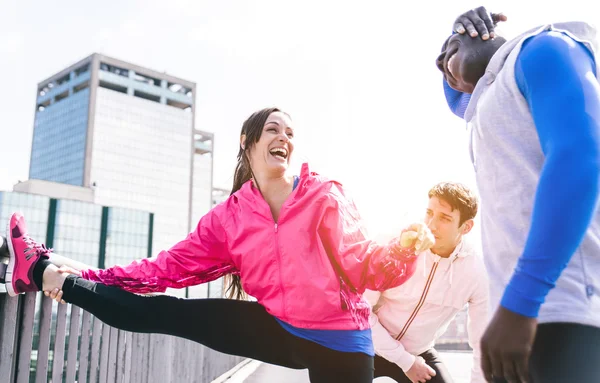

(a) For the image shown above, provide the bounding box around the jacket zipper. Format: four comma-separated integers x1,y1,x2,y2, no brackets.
395,258,440,341
260,182,296,320
274,222,287,317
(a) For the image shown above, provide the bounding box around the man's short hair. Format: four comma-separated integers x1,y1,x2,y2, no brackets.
428,182,478,226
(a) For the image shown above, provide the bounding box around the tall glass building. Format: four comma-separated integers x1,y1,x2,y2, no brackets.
27,54,216,297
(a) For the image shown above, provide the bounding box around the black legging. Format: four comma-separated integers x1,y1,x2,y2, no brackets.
61,276,374,383
374,348,454,382
493,322,600,383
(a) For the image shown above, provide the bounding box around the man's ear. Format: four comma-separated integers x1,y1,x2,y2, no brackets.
461,219,474,235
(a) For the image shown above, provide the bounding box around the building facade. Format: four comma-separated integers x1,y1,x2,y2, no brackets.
28,54,216,297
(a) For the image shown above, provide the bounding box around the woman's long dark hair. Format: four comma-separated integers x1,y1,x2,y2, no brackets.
224,107,283,300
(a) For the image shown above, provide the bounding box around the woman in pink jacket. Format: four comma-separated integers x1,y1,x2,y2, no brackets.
3,107,432,383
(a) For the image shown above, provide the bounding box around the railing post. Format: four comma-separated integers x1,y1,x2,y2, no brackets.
0,294,20,382
16,292,38,383
45,199,58,249
98,207,109,269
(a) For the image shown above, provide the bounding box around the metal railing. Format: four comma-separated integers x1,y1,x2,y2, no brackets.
0,292,244,383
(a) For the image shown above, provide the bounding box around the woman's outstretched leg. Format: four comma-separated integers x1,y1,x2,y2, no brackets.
57,270,303,368
2,213,303,369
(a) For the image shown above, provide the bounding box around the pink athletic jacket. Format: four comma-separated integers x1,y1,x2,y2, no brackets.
81,163,418,330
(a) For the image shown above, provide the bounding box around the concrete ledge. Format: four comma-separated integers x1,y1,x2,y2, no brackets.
13,179,95,203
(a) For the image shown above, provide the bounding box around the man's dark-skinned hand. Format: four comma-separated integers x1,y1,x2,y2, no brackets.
480,306,537,383
453,6,508,40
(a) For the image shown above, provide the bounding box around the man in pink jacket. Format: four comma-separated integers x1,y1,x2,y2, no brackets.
365,182,489,383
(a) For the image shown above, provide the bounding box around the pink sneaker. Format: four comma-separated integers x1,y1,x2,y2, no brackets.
4,212,52,296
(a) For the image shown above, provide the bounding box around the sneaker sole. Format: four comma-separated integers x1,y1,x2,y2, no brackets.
5,218,17,297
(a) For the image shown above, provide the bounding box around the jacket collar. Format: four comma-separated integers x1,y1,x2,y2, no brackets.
427,238,477,262
237,162,315,204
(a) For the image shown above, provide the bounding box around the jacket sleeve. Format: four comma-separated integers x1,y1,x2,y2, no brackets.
319,182,418,293
443,79,471,119
502,31,600,317
365,290,416,371
81,203,236,293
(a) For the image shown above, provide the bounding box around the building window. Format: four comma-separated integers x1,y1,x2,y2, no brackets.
100,63,129,77
74,64,90,77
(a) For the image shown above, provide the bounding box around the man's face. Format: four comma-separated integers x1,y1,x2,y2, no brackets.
424,197,472,256
435,33,506,93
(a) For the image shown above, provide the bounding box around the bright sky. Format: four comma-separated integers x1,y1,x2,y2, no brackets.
1,1,598,239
